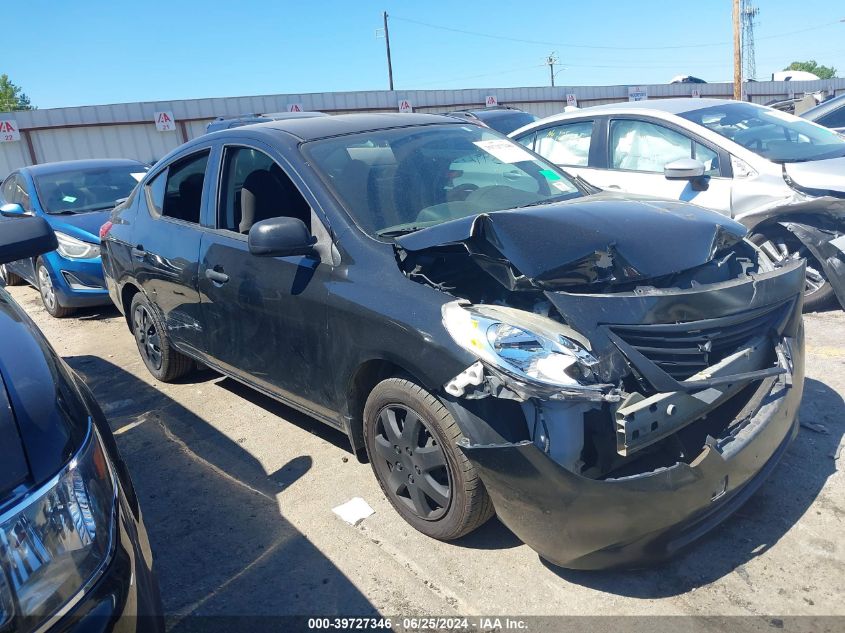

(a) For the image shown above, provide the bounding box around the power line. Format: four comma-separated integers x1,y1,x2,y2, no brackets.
390,15,844,52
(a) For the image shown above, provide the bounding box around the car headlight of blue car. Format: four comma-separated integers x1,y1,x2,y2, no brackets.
54,232,100,260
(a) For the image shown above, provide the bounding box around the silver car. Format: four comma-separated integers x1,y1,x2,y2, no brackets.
510,98,845,311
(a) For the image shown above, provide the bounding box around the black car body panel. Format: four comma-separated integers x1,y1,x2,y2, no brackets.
0,218,163,631
101,114,806,568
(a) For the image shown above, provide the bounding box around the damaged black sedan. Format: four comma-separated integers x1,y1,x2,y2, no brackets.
101,114,805,569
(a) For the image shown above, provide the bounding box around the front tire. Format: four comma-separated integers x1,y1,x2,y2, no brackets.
36,259,75,317
130,292,193,382
363,377,494,540
0,264,24,286
750,229,836,312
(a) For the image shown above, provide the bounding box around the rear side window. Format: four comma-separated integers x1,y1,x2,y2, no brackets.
818,106,845,129
610,120,719,175
146,150,209,223
534,121,593,166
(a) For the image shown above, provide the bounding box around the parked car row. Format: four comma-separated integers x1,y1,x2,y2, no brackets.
510,98,845,311
0,98,837,629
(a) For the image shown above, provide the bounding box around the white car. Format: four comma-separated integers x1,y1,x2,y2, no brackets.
510,98,845,311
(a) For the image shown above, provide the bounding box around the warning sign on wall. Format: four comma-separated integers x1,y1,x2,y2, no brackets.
287,103,304,113
485,95,498,107
0,119,20,142
398,99,413,113
627,86,648,102
566,94,578,108
154,111,176,132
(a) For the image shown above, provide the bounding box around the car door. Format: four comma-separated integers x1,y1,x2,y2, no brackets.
197,142,335,419
1,173,37,282
587,117,732,213
131,148,212,357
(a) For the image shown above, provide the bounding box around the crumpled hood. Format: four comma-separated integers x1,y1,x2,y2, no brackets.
396,194,747,290
783,157,845,197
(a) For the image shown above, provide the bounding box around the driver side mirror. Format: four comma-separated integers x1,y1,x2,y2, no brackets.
664,158,710,191
0,203,31,218
248,216,316,258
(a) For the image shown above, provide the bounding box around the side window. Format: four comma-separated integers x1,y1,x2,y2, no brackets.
693,142,720,176
11,175,31,211
611,120,694,172
1,176,15,203
515,132,536,151
158,151,209,223
535,121,593,166
217,146,311,234
145,169,167,216
818,106,845,129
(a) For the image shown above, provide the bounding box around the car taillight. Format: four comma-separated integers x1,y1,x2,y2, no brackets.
99,221,113,240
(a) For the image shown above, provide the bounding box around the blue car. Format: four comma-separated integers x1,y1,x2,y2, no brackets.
0,159,148,317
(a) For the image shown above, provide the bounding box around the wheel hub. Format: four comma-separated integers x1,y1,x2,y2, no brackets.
373,404,451,521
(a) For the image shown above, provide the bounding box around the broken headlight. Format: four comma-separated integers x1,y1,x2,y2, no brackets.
442,302,598,388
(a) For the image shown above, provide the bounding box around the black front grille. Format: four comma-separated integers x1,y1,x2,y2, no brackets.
610,302,789,381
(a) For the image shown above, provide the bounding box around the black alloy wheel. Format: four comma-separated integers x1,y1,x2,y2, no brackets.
371,403,451,520
363,378,494,540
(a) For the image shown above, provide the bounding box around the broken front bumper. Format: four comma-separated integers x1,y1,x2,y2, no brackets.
455,327,804,570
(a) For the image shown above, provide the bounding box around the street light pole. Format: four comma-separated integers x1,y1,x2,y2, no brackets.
546,52,559,87
383,11,394,91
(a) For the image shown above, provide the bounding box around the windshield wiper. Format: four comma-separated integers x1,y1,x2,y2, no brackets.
377,226,427,237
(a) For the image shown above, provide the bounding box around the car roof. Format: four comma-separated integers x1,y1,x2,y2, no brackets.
801,93,845,121
228,112,464,141
510,98,747,135
23,158,147,176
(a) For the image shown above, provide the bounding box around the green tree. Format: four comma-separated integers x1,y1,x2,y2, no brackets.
783,60,837,79
0,74,34,111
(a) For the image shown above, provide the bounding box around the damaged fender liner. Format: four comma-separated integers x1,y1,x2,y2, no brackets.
456,333,804,570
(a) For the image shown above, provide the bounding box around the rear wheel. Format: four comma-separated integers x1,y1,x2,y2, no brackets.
750,229,835,312
363,377,494,540
0,264,24,286
130,292,193,382
36,259,74,318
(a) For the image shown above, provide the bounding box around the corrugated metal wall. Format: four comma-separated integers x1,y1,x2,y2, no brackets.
2,79,843,178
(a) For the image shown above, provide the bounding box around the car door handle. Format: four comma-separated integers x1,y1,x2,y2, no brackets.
205,267,229,284
131,244,146,259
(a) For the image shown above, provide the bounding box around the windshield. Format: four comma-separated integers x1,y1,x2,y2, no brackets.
34,164,148,214
304,124,582,238
679,102,845,163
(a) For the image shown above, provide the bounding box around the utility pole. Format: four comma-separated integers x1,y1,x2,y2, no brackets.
383,11,394,91
733,0,742,100
546,52,559,87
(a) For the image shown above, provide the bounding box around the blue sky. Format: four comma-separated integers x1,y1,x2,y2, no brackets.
5,0,844,109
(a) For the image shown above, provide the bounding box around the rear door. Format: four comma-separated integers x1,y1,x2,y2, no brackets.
589,117,733,212
197,141,335,419
132,148,212,356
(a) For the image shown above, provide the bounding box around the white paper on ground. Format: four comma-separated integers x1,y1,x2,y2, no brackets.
332,497,375,526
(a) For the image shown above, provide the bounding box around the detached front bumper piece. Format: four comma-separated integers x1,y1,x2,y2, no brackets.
460,329,804,570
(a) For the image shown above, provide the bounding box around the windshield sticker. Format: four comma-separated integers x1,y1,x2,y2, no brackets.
539,169,562,181
473,139,534,164
130,172,145,182
551,180,570,192
62,195,77,203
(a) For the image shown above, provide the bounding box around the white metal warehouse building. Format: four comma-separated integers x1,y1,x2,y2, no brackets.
1,79,843,178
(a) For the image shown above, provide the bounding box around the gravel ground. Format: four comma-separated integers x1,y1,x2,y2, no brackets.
5,284,844,630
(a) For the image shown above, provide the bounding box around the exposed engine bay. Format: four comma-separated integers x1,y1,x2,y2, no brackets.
393,199,805,482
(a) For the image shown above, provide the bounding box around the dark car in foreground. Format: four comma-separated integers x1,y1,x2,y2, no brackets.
0,159,148,317
101,113,804,569
445,106,538,134
0,216,162,632
801,92,845,134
